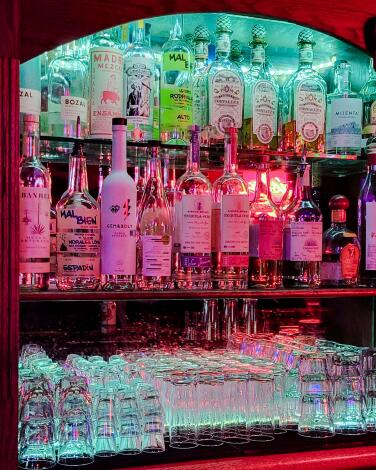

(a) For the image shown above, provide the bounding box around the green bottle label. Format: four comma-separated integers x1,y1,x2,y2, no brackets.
160,106,192,129
162,51,193,72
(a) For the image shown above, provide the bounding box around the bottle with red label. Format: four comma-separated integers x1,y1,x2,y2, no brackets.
249,156,283,288
322,195,360,286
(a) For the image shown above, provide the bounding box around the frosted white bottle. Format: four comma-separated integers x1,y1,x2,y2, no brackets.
101,117,137,289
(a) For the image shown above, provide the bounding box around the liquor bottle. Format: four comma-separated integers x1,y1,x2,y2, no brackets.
160,15,194,145
192,25,210,129
47,167,57,283
89,29,123,138
360,58,376,141
137,142,173,290
326,61,362,155
123,20,155,142
144,22,161,141
322,195,360,286
101,118,137,290
242,25,279,151
282,30,326,154
278,168,296,213
174,125,212,289
19,114,51,291
229,40,244,68
40,52,49,135
20,56,41,123
205,14,244,146
212,128,249,289
283,162,323,288
56,121,101,290
48,42,88,138
249,157,283,288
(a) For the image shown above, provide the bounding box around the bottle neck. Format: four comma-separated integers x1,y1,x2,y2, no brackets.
336,69,351,94
188,131,201,172
254,163,271,200
171,16,183,41
194,40,208,64
295,165,312,202
251,43,266,66
149,150,161,180
331,209,347,226
22,122,40,162
298,43,313,68
112,126,127,172
68,152,88,193
133,23,146,45
224,131,238,173
216,32,231,59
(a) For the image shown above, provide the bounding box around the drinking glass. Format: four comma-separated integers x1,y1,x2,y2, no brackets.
19,418,56,469
116,385,142,455
247,371,275,441
298,393,335,438
362,349,376,431
57,411,94,466
94,386,118,457
138,387,165,453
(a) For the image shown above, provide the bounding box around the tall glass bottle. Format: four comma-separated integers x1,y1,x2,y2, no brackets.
123,20,155,142
360,58,376,141
56,124,101,291
212,128,249,289
249,157,283,288
137,142,173,290
48,42,88,138
242,25,279,151
101,118,137,290
205,14,244,146
192,25,210,129
326,61,362,155
19,114,50,291
283,162,323,288
160,16,194,145
282,30,326,154
174,125,212,289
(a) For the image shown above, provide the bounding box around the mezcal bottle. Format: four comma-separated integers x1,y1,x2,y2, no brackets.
282,30,326,154
242,25,279,151
360,58,376,141
192,25,210,129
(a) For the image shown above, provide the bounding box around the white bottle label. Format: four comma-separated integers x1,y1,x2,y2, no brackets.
299,45,313,64
180,194,212,253
252,80,278,144
371,100,376,125
61,96,88,123
366,202,376,270
101,184,137,276
20,187,50,273
328,98,362,149
296,80,325,142
20,88,41,115
289,221,322,261
142,235,172,276
216,34,231,54
220,194,249,252
89,47,123,138
209,70,243,134
251,46,265,64
57,206,100,277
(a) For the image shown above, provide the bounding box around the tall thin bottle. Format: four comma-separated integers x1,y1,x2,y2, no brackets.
19,114,50,291
212,128,249,289
101,118,137,290
360,58,376,142
192,25,210,129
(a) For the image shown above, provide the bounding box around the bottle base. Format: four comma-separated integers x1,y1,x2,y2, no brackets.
215,278,248,290
137,276,174,290
56,276,100,291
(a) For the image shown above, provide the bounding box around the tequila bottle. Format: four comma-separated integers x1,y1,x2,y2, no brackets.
283,163,322,288
249,157,283,288
160,16,194,145
360,58,376,141
229,40,244,68
48,42,88,138
242,25,279,151
322,195,360,286
326,61,362,155
124,20,155,142
205,14,244,146
19,114,51,291
282,30,326,153
174,125,212,289
137,142,173,290
212,128,249,289
192,25,210,129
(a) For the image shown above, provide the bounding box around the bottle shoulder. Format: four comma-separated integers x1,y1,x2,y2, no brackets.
207,59,243,80
124,45,155,63
283,67,327,92
212,173,248,198
176,170,212,193
57,191,99,211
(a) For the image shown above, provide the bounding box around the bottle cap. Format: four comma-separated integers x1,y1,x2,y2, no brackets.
250,24,267,46
194,25,210,43
230,40,243,60
329,194,349,211
112,117,127,126
216,14,232,34
297,29,315,47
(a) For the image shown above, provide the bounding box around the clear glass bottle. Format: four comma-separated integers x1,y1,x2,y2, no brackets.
145,23,161,141
160,15,194,145
249,157,283,288
56,125,101,291
48,42,88,138
322,195,360,286
40,52,49,136
326,60,362,155
47,167,57,284
101,118,137,290
124,20,155,142
282,30,326,154
137,142,173,290
205,14,244,147
19,114,51,291
174,125,212,289
212,128,249,289
229,40,244,68
242,25,279,151
97,150,111,205
278,167,296,213
360,58,376,141
192,25,210,129
283,162,323,288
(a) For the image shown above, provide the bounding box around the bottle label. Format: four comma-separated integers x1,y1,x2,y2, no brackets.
20,187,50,273
221,254,249,267
61,96,88,123
20,88,41,115
251,46,265,64
89,47,123,138
209,70,243,134
216,34,231,54
101,188,137,275
328,98,362,149
259,219,283,260
162,51,192,72
296,80,325,142
160,87,193,133
289,221,322,261
180,194,212,253
181,254,212,268
252,80,278,144
220,194,249,253
299,45,313,64
366,202,376,270
142,234,171,276
56,206,100,277
341,243,360,279
371,100,376,125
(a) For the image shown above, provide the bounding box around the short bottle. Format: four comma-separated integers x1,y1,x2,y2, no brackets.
360,58,376,142
212,128,249,289
321,195,360,286
101,118,137,290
